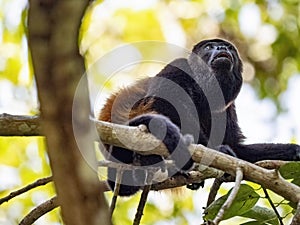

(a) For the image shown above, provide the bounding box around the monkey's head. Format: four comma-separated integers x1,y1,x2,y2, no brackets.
188,39,243,108
192,39,242,72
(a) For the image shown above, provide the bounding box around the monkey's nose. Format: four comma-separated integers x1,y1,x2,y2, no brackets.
216,45,227,50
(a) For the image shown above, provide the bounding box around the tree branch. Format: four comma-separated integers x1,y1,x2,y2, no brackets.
95,120,300,204
98,160,224,191
0,113,41,136
133,170,154,225
212,166,243,225
291,202,300,225
109,169,123,217
263,188,284,225
206,175,235,207
0,176,52,205
19,196,58,225
1,114,300,223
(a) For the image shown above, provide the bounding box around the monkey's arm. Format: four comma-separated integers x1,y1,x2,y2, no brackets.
224,106,300,163
234,143,300,163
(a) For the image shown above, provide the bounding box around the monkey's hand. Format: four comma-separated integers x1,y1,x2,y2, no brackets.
129,114,194,172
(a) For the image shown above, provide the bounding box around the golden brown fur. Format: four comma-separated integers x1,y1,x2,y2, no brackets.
99,78,155,124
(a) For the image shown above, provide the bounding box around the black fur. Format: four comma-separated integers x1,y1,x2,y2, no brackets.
105,39,300,196
107,114,194,196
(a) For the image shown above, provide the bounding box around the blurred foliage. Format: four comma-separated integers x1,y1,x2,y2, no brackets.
0,0,299,224
81,0,300,109
0,0,31,84
0,137,59,224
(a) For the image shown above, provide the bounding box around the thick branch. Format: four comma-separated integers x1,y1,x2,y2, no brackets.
0,113,41,136
191,145,300,204
95,120,300,204
96,120,167,156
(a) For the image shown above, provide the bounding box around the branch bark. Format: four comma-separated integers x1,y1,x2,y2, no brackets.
0,113,41,136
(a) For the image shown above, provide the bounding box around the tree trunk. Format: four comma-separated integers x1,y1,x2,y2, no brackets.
27,1,110,224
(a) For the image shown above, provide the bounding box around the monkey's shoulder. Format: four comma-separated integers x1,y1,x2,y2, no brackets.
99,78,154,123
157,58,193,79
147,58,198,96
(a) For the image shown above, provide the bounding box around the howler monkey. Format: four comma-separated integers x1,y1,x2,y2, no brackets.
99,39,300,196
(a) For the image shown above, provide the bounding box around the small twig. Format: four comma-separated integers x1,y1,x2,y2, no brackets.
291,202,300,225
133,170,154,225
212,166,243,225
207,178,224,207
0,176,53,205
262,188,284,225
274,199,287,207
133,185,151,225
207,175,235,207
110,169,124,217
18,196,58,225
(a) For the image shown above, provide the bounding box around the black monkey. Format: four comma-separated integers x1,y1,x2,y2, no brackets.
99,39,300,196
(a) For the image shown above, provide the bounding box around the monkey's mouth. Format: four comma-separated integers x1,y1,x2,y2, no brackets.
210,51,234,71
213,52,233,62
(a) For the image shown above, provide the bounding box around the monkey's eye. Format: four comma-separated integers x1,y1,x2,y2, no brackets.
227,45,234,50
204,44,212,50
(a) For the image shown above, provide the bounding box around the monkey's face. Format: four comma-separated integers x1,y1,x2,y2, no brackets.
193,39,241,73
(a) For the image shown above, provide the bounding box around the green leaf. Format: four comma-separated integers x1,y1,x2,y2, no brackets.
292,177,300,186
241,206,279,225
279,162,300,179
204,184,260,221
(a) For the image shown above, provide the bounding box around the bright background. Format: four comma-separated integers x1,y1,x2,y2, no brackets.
0,0,299,224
